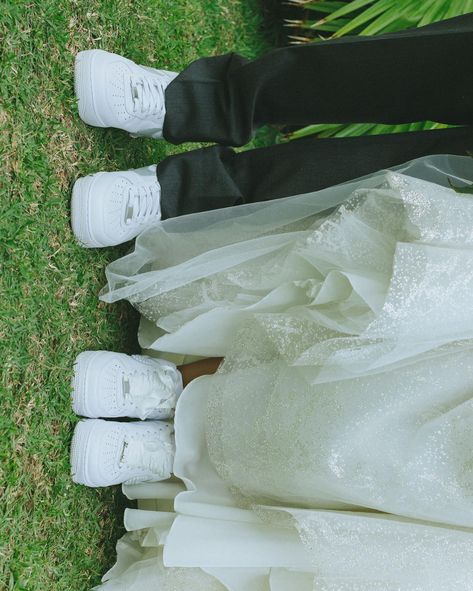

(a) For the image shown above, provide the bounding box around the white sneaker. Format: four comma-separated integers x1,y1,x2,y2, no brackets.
71,164,162,247
74,49,178,138
71,419,174,487
71,351,183,420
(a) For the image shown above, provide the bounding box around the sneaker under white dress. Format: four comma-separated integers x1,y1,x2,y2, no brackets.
74,49,178,138
71,351,183,420
71,164,162,247
71,419,174,487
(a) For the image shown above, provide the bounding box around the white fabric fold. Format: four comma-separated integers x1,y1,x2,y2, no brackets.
95,156,473,591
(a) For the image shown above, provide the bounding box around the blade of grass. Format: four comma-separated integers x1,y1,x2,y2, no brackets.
360,5,417,34
381,17,419,33
332,0,397,38
314,0,377,25
334,122,379,137
304,2,348,13
304,18,353,31
448,178,473,194
405,121,427,132
318,127,345,137
288,34,315,43
286,123,346,140
445,0,468,18
284,19,305,27
361,0,438,35
418,0,449,26
426,121,451,130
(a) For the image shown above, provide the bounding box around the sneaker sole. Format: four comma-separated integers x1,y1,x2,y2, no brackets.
75,50,108,128
71,351,105,417
70,174,106,248
70,419,104,487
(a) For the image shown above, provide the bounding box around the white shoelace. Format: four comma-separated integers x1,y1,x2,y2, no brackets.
130,75,165,117
121,436,173,476
125,183,160,225
122,367,180,419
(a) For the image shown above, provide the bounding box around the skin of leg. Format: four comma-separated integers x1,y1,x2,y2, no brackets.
178,358,223,387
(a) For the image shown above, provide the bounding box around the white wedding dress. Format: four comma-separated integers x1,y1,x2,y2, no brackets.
95,155,473,590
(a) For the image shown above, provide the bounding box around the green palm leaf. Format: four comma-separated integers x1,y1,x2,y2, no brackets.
331,0,400,37
311,0,378,24
303,2,348,13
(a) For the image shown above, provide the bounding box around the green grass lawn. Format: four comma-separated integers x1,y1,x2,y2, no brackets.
0,2,269,589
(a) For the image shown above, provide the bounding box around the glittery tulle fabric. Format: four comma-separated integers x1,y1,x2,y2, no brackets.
98,156,473,590
285,508,473,590
94,506,473,590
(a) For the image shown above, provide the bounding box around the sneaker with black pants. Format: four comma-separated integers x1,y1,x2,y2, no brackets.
72,14,473,246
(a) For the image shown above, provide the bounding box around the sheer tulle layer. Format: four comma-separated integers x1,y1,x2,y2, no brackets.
95,491,473,590
97,156,473,590
102,157,473,376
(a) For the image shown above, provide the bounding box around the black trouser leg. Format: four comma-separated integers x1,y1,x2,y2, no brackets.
159,126,473,218
163,14,473,146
